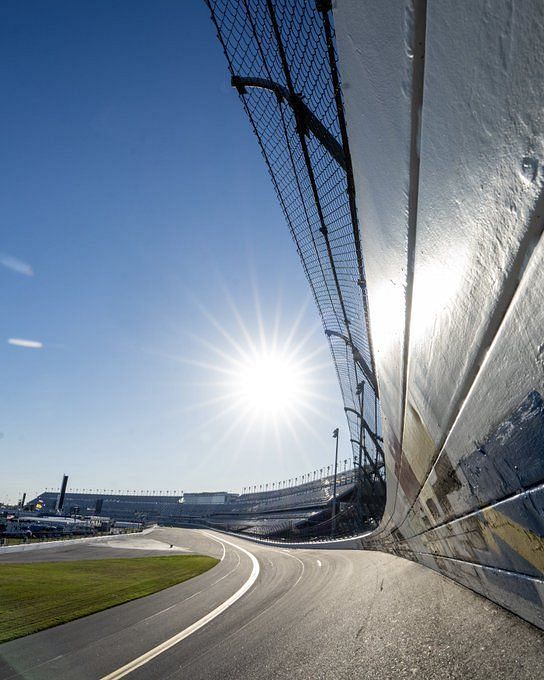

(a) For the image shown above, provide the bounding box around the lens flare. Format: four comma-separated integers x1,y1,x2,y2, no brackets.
149,283,340,473
230,349,306,417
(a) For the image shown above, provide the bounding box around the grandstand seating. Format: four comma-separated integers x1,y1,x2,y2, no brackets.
26,468,376,540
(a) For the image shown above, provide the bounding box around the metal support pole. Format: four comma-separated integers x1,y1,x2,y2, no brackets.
231,76,345,170
325,329,377,393
265,0,356,360
317,0,378,382
355,381,366,530
331,428,339,537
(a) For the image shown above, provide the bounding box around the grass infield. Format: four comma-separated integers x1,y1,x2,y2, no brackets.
0,554,219,643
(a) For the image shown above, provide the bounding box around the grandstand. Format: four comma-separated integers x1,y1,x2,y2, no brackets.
26,468,380,540
25,491,235,524
182,471,364,539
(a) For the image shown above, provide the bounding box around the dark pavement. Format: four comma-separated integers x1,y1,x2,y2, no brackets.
0,527,542,680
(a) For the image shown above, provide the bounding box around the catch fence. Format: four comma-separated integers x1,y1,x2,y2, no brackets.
206,0,385,524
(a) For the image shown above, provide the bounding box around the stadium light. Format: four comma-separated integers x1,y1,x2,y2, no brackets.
331,428,340,538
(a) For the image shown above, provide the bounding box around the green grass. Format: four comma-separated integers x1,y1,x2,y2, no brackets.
0,555,219,643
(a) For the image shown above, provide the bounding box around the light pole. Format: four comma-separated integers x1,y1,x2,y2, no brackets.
331,428,339,537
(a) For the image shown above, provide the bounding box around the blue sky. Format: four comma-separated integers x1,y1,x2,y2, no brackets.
1,0,352,503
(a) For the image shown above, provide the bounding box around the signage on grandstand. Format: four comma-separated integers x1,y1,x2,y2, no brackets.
178,492,184,504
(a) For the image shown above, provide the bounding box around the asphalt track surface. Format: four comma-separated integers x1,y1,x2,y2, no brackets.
0,527,542,680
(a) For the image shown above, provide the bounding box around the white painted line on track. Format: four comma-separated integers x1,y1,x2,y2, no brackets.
317,559,322,567
278,549,305,583
215,535,227,562
141,550,240,625
100,531,260,680
179,541,307,662
21,547,242,678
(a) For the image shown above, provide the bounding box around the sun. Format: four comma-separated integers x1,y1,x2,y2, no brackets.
231,349,305,417
176,285,337,464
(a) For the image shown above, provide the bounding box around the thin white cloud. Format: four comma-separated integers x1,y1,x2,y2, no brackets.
8,338,43,349
0,254,34,276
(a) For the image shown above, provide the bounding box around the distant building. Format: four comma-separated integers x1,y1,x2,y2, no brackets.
26,490,238,523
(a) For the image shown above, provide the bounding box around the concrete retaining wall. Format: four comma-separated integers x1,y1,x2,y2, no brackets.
334,0,544,628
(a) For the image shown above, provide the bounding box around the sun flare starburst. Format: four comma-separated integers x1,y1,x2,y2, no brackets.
170,284,339,472
229,348,307,417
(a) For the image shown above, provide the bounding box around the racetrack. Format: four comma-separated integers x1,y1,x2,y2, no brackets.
0,527,542,680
